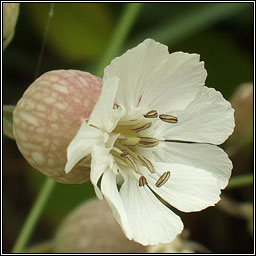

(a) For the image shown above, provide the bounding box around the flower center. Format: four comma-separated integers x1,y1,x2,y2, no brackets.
109,110,178,188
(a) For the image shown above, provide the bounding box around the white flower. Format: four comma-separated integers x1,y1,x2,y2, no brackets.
65,39,235,246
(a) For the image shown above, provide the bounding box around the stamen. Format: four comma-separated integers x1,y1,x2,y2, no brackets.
113,103,119,109
111,148,139,173
89,124,99,129
144,110,158,118
117,143,139,161
121,154,139,173
120,151,129,157
159,114,178,123
111,148,123,158
131,122,152,132
139,176,148,187
155,171,170,187
118,120,138,126
118,135,140,146
138,155,155,173
138,137,159,148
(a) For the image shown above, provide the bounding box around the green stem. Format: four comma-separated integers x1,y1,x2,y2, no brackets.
11,178,55,253
227,173,253,189
95,3,143,77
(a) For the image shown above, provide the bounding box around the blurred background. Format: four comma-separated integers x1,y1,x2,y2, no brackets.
2,2,254,253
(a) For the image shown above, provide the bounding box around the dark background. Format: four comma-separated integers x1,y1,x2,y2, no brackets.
3,2,254,253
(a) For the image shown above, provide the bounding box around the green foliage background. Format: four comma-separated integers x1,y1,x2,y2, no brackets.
3,2,253,253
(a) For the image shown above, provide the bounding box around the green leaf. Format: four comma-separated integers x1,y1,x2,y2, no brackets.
227,173,253,189
23,3,114,63
127,3,251,48
3,105,15,140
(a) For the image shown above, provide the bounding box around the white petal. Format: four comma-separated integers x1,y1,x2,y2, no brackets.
155,86,235,144
141,51,207,113
144,162,221,213
120,174,183,246
104,38,207,113
153,142,232,189
101,170,133,240
103,39,169,110
89,76,123,133
65,122,104,173
91,144,114,200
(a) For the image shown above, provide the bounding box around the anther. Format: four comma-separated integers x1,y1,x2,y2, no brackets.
89,124,99,129
138,137,159,148
159,114,178,123
111,149,139,173
118,135,140,146
120,151,129,157
144,110,158,118
138,155,155,173
139,176,148,187
113,103,119,109
155,171,170,187
131,122,152,132
111,149,122,158
117,143,139,161
121,154,139,173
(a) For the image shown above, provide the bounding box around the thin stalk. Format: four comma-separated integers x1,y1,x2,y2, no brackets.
34,3,55,79
11,178,55,253
95,3,143,77
227,173,253,189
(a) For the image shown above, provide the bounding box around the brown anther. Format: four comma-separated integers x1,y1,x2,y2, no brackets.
159,114,178,123
138,155,155,173
121,154,139,173
144,110,158,118
110,149,122,158
138,137,159,148
131,122,152,132
120,151,129,157
139,176,148,187
89,124,99,129
117,143,139,161
113,103,119,109
155,171,170,187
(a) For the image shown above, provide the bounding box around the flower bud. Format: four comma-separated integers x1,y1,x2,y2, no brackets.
53,199,145,253
53,198,200,253
3,3,20,49
147,237,194,253
227,83,253,150
13,70,102,184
